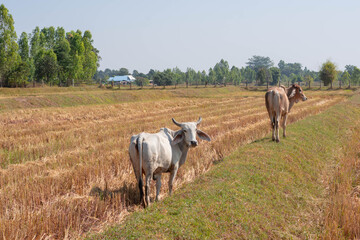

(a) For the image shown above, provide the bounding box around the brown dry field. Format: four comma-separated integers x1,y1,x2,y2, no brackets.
0,87,351,239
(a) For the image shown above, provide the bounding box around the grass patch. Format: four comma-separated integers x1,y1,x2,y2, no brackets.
89,93,360,239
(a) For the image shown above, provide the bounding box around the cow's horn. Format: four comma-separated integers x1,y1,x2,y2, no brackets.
196,117,202,125
172,118,182,127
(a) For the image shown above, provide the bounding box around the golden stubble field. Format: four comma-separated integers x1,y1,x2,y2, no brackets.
0,87,350,239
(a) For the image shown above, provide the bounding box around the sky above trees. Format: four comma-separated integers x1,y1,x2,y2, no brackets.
3,0,360,72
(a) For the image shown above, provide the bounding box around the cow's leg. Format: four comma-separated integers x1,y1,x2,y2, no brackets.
271,116,276,141
282,113,288,138
275,115,281,143
138,174,145,207
168,167,179,196
144,174,152,207
154,173,162,202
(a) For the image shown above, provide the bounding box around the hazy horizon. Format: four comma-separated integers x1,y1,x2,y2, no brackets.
3,0,360,73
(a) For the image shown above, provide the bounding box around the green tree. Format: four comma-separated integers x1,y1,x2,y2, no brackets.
54,34,71,86
289,73,296,87
213,59,229,86
34,49,58,86
229,66,241,86
67,31,84,86
172,67,183,88
200,70,207,87
319,60,337,88
185,67,195,88
247,55,273,72
81,30,98,83
281,75,288,87
0,4,20,87
153,71,164,87
256,68,266,86
4,61,30,87
134,76,149,88
304,75,314,89
163,69,174,87
350,66,360,88
208,67,216,87
18,32,30,61
41,26,55,50
269,67,280,85
242,67,255,88
340,71,350,88
119,68,129,76
278,60,302,77
195,71,201,87
345,65,355,76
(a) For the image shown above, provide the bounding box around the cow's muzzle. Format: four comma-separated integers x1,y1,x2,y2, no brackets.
190,141,198,147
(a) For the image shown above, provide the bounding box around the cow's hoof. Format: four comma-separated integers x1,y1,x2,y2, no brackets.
276,139,280,143
272,138,275,141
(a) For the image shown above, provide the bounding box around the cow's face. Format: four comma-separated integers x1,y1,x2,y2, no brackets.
289,84,307,103
172,117,211,147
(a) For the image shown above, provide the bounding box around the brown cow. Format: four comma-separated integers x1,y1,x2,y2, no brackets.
265,84,307,142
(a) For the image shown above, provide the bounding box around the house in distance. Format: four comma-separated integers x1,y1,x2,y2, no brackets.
107,75,136,85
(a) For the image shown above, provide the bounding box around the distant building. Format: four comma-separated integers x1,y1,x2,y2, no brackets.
107,75,136,85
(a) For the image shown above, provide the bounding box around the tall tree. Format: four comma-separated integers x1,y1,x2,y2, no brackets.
247,55,273,72
172,67,183,88
229,66,241,86
319,60,337,89
345,65,355,76
213,59,229,86
67,30,84,86
41,26,55,50
185,67,195,88
54,31,71,86
34,49,58,86
208,67,216,87
0,4,20,87
18,32,30,61
81,30,98,82
201,70,207,87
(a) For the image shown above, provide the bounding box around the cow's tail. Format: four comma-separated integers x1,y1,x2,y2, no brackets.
272,91,280,127
137,133,145,206
265,91,273,127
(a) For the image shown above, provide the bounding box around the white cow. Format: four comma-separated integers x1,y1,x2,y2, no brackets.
129,117,211,207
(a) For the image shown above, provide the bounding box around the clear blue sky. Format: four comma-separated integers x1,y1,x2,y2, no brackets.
3,0,360,73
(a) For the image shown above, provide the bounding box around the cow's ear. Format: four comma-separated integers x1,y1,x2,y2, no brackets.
197,130,211,142
172,131,184,145
289,88,296,98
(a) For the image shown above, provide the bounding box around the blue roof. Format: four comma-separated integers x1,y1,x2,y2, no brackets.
107,75,135,82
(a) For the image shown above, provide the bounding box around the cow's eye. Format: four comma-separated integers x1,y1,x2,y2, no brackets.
299,89,302,93
183,130,187,133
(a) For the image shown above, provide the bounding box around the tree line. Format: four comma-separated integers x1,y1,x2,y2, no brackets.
95,56,360,89
0,4,99,87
